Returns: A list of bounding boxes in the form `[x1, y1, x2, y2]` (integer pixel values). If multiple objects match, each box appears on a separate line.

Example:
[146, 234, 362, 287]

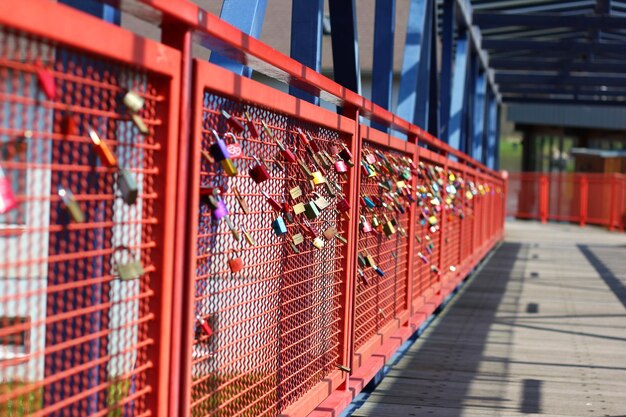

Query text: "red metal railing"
[0, 1, 506, 417]
[507, 172, 626, 230]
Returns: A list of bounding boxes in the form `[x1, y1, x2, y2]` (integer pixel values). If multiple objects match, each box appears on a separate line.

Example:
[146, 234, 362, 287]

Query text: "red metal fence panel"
[507, 172, 626, 230]
[0, 2, 181, 416]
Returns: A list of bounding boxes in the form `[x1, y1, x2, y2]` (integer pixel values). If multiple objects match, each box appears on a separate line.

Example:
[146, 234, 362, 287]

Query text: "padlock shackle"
[261, 120, 274, 138]
[211, 129, 221, 143]
[224, 132, 238, 144]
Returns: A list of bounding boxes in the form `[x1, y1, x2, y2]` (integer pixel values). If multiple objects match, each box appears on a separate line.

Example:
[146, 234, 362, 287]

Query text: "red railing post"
[539, 174, 549, 224]
[579, 175, 588, 227]
[405, 133, 420, 314]
[608, 174, 618, 231]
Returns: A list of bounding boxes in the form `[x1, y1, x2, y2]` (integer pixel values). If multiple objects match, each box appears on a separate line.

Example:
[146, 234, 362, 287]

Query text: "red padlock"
[337, 196, 351, 214]
[35, 60, 56, 101]
[275, 139, 297, 164]
[0, 166, 18, 214]
[261, 191, 283, 212]
[221, 110, 245, 133]
[248, 155, 270, 184]
[196, 315, 213, 337]
[228, 252, 244, 273]
[245, 112, 260, 139]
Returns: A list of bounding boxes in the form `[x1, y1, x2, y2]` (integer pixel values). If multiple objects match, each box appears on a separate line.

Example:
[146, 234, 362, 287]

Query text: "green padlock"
[112, 246, 145, 280]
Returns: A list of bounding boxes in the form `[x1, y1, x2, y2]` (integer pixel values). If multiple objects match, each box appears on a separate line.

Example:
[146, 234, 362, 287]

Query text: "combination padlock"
[0, 166, 18, 214]
[228, 250, 244, 273]
[360, 215, 372, 233]
[112, 246, 145, 280]
[118, 168, 139, 205]
[221, 110, 245, 133]
[304, 201, 321, 220]
[272, 216, 288, 236]
[58, 186, 85, 223]
[245, 112, 260, 139]
[248, 155, 271, 184]
[209, 129, 230, 162]
[88, 128, 117, 168]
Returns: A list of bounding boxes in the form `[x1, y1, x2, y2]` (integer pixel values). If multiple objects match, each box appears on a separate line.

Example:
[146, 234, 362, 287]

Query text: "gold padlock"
[383, 214, 396, 236]
[220, 158, 238, 177]
[311, 170, 326, 186]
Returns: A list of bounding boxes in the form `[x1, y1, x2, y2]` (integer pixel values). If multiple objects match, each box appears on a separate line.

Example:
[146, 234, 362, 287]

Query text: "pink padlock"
[0, 166, 18, 214]
[335, 159, 348, 175]
[360, 215, 372, 233]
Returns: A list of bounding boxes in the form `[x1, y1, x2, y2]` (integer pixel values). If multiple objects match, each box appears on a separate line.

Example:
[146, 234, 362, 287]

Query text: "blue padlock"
[272, 216, 288, 236]
[362, 195, 376, 209]
[374, 266, 385, 277]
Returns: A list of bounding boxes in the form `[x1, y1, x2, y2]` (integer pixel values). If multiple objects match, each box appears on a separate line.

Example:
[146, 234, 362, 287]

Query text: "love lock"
[112, 246, 145, 280]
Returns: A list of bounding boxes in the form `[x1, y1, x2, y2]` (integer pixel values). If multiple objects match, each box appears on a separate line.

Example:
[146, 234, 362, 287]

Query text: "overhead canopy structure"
[472, 0, 626, 106]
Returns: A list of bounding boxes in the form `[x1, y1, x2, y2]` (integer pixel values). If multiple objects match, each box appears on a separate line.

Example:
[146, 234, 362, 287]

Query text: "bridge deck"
[350, 220, 626, 417]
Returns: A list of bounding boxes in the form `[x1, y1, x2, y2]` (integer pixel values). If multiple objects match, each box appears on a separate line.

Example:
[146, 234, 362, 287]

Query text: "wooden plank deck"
[351, 220, 626, 417]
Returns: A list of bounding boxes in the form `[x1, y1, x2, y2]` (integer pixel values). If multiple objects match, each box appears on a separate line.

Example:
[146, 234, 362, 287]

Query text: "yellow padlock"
[311, 170, 326, 186]
[220, 158, 238, 177]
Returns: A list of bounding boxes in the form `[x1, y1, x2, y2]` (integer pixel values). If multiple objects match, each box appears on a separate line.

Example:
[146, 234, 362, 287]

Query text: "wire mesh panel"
[0, 14, 179, 417]
[189, 63, 352, 417]
[506, 173, 542, 219]
[353, 140, 412, 351]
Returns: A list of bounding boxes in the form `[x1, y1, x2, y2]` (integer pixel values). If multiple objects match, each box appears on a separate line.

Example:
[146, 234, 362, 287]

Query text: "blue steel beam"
[499, 86, 626, 97]
[503, 97, 626, 106]
[426, 0, 439, 139]
[439, 0, 454, 138]
[447, 35, 469, 152]
[489, 59, 626, 73]
[472, 73, 487, 163]
[486, 93, 498, 169]
[473, 13, 626, 29]
[209, 0, 268, 77]
[397, 0, 432, 129]
[371, 0, 396, 111]
[289, 0, 324, 104]
[59, 0, 120, 23]
[328, 0, 361, 94]
[483, 39, 626, 54]
[495, 73, 626, 87]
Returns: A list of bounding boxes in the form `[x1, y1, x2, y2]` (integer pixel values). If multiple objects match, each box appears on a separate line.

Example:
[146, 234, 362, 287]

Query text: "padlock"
[320, 151, 334, 170]
[118, 168, 139, 205]
[365, 252, 377, 268]
[313, 192, 330, 210]
[357, 252, 367, 268]
[245, 112, 260, 139]
[123, 90, 145, 113]
[311, 170, 326, 186]
[297, 160, 312, 177]
[300, 219, 317, 238]
[358, 268, 370, 285]
[61, 113, 76, 137]
[209, 130, 230, 162]
[224, 216, 241, 241]
[431, 265, 440, 274]
[220, 158, 238, 177]
[335, 159, 348, 175]
[223, 133, 244, 159]
[242, 227, 256, 246]
[362, 195, 376, 209]
[337, 197, 351, 214]
[228, 251, 244, 273]
[417, 252, 429, 264]
[35, 60, 56, 101]
[335, 233, 347, 244]
[323, 224, 337, 240]
[1, 131, 29, 160]
[0, 166, 18, 214]
[261, 191, 283, 212]
[289, 185, 302, 200]
[360, 215, 372, 233]
[304, 131, 321, 153]
[248, 155, 270, 184]
[112, 246, 145, 280]
[374, 267, 385, 277]
[131, 114, 150, 135]
[338, 143, 354, 166]
[88, 128, 117, 168]
[221, 110, 245, 133]
[196, 315, 213, 337]
[58, 186, 84, 223]
[363, 149, 377, 165]
[293, 202, 306, 215]
[371, 215, 380, 228]
[292, 232, 304, 246]
[275, 138, 297, 164]
[324, 180, 337, 198]
[232, 186, 250, 214]
[304, 201, 320, 219]
[272, 217, 288, 236]
[312, 236, 325, 250]
[383, 214, 396, 236]
[209, 189, 229, 220]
